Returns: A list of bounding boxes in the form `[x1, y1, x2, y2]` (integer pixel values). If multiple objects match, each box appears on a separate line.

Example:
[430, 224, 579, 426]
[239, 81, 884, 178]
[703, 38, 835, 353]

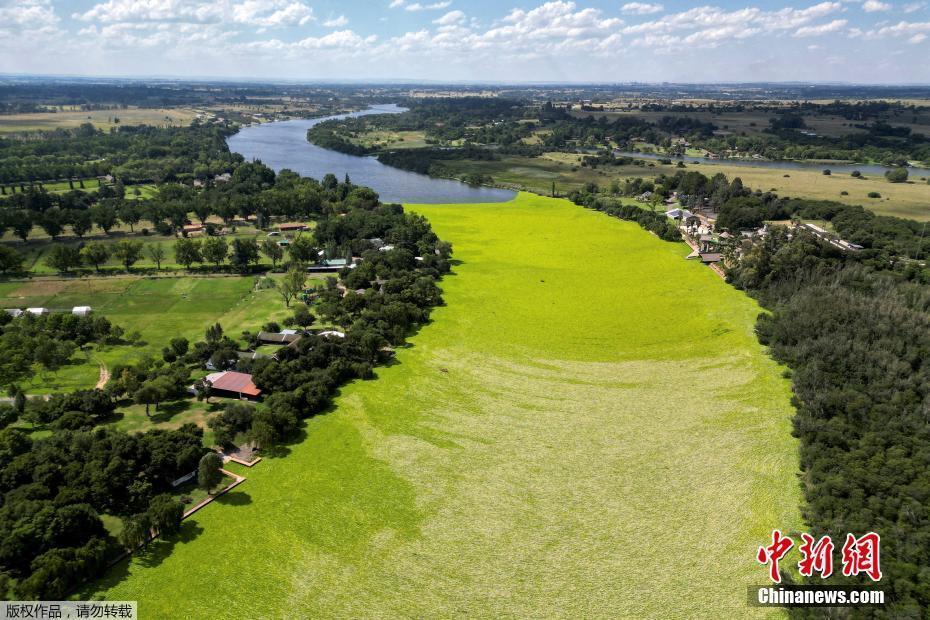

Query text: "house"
[26, 308, 49, 316]
[237, 351, 269, 362]
[277, 222, 307, 232]
[72, 306, 92, 316]
[308, 259, 349, 273]
[665, 208, 694, 221]
[378, 245, 395, 252]
[317, 330, 346, 339]
[182, 224, 204, 236]
[280, 329, 299, 336]
[257, 331, 302, 345]
[366, 237, 386, 249]
[699, 234, 720, 253]
[214, 172, 232, 183]
[699, 252, 723, 264]
[201, 371, 261, 400]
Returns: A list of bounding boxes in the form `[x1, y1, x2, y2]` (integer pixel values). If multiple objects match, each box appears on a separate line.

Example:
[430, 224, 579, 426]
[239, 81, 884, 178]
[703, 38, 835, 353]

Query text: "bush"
[885, 168, 908, 183]
[868, 191, 882, 198]
[851, 170, 861, 178]
[822, 169, 831, 175]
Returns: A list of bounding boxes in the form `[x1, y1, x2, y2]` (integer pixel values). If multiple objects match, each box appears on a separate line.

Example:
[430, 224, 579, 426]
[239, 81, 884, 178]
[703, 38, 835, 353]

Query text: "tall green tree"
[197, 452, 224, 494]
[80, 243, 109, 272]
[145, 244, 166, 270]
[201, 237, 228, 268]
[174, 238, 202, 270]
[260, 238, 284, 269]
[111, 240, 143, 271]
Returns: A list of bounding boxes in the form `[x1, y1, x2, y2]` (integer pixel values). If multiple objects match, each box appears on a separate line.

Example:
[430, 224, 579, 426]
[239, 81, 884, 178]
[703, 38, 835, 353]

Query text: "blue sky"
[1, 0, 928, 82]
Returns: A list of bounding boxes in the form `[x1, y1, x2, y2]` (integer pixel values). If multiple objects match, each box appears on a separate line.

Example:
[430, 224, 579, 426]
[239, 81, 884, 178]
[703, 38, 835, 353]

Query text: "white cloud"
[903, 1, 926, 11]
[862, 0, 892, 12]
[405, 1, 451, 11]
[909, 32, 927, 41]
[74, 0, 315, 28]
[388, 0, 405, 7]
[794, 18, 847, 36]
[324, 14, 348, 27]
[620, 2, 844, 49]
[620, 2, 663, 15]
[433, 10, 464, 25]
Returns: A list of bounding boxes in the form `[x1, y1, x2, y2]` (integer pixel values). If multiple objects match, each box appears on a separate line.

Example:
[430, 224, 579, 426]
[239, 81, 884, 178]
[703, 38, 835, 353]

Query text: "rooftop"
[205, 371, 261, 397]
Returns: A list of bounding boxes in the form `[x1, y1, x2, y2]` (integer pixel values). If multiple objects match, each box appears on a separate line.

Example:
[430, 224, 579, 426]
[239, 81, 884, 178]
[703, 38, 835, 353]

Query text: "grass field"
[0, 107, 199, 133]
[0, 275, 294, 396]
[84, 193, 802, 617]
[441, 152, 930, 220]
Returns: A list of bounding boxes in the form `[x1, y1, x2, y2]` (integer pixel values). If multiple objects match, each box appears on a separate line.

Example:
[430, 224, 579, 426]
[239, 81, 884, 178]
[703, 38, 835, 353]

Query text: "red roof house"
[204, 371, 262, 399]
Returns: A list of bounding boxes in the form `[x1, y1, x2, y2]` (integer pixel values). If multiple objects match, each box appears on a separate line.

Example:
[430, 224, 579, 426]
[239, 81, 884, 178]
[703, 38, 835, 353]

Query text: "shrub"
[868, 191, 882, 198]
[885, 168, 908, 183]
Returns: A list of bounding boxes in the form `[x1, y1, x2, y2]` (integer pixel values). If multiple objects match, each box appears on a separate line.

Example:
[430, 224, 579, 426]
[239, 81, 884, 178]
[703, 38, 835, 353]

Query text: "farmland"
[85, 193, 802, 617]
[437, 152, 930, 220]
[0, 107, 199, 133]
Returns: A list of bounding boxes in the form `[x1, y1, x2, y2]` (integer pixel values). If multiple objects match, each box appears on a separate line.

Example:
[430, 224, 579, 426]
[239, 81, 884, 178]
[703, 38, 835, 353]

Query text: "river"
[227, 104, 516, 204]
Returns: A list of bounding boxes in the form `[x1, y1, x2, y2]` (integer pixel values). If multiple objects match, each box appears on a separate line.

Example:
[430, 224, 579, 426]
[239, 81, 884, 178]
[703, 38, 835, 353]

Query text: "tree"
[261, 238, 284, 269]
[145, 244, 166, 270]
[45, 244, 83, 273]
[197, 452, 224, 494]
[229, 238, 259, 272]
[40, 208, 64, 240]
[146, 494, 184, 536]
[91, 203, 118, 234]
[174, 238, 202, 270]
[169, 337, 189, 357]
[201, 237, 228, 268]
[80, 243, 109, 273]
[12, 211, 32, 242]
[293, 304, 315, 328]
[279, 268, 307, 307]
[117, 202, 141, 232]
[287, 236, 317, 264]
[118, 513, 151, 551]
[885, 168, 909, 183]
[0, 245, 23, 273]
[134, 376, 174, 416]
[70, 210, 93, 238]
[111, 240, 143, 271]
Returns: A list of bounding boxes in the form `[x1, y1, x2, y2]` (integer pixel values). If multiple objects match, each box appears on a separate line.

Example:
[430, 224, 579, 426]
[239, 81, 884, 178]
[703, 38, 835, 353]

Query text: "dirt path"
[95, 362, 110, 389]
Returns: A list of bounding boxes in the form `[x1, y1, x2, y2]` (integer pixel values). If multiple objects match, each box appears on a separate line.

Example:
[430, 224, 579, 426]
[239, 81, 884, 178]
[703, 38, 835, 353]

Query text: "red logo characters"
[757, 531, 881, 583]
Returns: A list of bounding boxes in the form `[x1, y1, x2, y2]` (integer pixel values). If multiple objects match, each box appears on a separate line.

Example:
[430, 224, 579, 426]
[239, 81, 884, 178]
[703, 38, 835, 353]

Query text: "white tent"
[72, 306, 92, 316]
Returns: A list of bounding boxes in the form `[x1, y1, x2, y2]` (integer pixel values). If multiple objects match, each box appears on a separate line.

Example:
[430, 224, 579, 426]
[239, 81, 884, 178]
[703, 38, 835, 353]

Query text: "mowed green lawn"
[84, 193, 802, 617]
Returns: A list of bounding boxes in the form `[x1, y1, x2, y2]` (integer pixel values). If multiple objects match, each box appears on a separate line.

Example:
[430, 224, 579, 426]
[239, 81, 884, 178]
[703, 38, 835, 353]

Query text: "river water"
[227, 104, 516, 204]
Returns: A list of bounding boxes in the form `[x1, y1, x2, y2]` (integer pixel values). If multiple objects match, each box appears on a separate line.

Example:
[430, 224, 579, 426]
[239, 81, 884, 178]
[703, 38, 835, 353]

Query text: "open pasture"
[0, 275, 293, 395]
[0, 107, 199, 133]
[85, 193, 801, 617]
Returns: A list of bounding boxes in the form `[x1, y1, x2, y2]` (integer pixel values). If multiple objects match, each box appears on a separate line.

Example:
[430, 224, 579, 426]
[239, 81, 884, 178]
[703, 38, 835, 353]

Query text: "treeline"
[376, 146, 497, 177]
[0, 163, 376, 244]
[727, 228, 930, 616]
[567, 183, 681, 242]
[0, 121, 238, 184]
